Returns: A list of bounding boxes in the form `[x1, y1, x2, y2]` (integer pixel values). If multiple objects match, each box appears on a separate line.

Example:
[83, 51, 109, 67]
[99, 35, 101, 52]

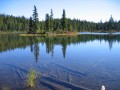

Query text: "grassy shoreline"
[1, 31, 119, 36]
[20, 31, 79, 37]
[0, 31, 26, 34]
[46, 32, 78, 36]
[20, 34, 46, 36]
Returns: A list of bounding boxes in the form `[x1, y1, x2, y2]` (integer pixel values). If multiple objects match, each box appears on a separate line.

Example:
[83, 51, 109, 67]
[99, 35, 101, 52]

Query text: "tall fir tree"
[108, 15, 114, 31]
[28, 17, 33, 33]
[45, 14, 50, 32]
[61, 9, 67, 31]
[50, 9, 54, 32]
[32, 5, 39, 34]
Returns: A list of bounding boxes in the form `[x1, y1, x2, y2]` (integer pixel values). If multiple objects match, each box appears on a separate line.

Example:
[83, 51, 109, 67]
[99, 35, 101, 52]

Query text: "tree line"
[0, 14, 29, 32]
[0, 5, 120, 33]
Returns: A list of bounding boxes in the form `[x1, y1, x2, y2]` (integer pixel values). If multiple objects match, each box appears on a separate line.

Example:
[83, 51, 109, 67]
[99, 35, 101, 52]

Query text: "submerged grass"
[27, 68, 37, 88]
[2, 86, 10, 90]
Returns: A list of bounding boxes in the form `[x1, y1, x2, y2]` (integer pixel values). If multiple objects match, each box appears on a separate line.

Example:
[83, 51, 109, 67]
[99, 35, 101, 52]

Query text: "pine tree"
[108, 15, 114, 31]
[45, 14, 50, 32]
[32, 5, 39, 34]
[50, 9, 54, 32]
[61, 9, 67, 31]
[69, 23, 73, 31]
[28, 17, 33, 33]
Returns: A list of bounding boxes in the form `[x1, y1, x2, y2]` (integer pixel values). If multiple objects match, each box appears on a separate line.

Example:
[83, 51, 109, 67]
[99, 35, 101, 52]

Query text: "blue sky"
[0, 0, 120, 22]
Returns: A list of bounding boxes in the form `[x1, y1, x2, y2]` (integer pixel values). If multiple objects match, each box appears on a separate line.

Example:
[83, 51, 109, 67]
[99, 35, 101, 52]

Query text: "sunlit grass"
[46, 31, 78, 36]
[27, 68, 37, 88]
[20, 34, 45, 37]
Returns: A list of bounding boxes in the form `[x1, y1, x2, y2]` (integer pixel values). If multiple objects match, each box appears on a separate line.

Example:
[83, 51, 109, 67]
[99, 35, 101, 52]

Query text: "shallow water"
[0, 34, 120, 90]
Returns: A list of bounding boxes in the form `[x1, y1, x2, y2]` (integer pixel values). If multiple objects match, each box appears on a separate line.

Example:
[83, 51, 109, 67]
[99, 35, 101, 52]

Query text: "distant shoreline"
[19, 31, 79, 36]
[0, 31, 120, 36]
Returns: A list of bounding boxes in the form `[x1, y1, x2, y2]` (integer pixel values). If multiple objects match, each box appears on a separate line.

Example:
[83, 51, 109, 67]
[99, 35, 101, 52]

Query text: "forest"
[0, 5, 120, 33]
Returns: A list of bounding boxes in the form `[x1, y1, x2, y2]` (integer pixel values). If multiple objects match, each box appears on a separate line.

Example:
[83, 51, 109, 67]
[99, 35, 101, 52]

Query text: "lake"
[0, 33, 120, 90]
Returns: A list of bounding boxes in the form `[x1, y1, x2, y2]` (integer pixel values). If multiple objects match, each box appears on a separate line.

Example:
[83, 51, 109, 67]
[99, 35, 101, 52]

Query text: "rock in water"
[101, 85, 105, 90]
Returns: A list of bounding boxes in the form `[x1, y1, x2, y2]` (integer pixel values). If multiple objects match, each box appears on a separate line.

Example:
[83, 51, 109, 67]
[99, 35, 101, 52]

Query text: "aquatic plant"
[2, 86, 10, 90]
[27, 68, 37, 88]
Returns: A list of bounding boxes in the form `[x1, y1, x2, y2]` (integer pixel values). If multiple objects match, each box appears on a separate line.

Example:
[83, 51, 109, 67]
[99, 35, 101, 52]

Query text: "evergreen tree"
[0, 16, 3, 31]
[61, 9, 67, 31]
[28, 17, 33, 33]
[50, 9, 54, 32]
[32, 5, 39, 34]
[45, 14, 50, 32]
[109, 15, 114, 23]
[108, 15, 114, 31]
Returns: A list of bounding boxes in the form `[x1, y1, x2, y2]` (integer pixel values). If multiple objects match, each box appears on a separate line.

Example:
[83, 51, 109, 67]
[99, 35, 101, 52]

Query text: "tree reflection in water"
[0, 34, 120, 62]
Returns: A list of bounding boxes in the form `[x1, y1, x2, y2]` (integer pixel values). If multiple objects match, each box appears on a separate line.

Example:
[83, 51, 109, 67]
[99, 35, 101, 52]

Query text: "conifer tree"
[45, 14, 50, 32]
[32, 5, 39, 34]
[50, 9, 54, 32]
[28, 17, 33, 33]
[61, 9, 67, 31]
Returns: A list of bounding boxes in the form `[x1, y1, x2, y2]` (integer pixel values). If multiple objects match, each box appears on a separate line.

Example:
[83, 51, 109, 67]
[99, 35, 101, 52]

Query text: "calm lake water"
[0, 33, 120, 90]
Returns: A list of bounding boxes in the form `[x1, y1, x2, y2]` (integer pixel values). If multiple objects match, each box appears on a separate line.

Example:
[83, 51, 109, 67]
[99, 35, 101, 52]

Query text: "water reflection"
[0, 34, 120, 61]
[0, 34, 120, 90]
[29, 37, 39, 63]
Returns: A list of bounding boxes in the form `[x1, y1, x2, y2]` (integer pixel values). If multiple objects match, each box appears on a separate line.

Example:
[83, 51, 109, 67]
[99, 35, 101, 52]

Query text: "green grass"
[0, 31, 26, 34]
[20, 34, 46, 37]
[27, 69, 37, 88]
[46, 31, 79, 36]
